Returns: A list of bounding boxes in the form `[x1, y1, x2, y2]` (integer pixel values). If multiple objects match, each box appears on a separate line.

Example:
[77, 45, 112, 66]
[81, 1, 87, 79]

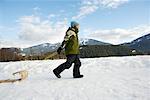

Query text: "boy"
[53, 21, 83, 78]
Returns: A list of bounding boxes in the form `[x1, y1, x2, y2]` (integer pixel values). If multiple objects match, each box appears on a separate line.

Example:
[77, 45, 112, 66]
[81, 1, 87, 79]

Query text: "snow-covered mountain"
[0, 56, 149, 100]
[130, 33, 150, 45]
[124, 33, 150, 53]
[80, 38, 111, 45]
[22, 43, 61, 56]
[22, 38, 111, 56]
[22, 33, 150, 56]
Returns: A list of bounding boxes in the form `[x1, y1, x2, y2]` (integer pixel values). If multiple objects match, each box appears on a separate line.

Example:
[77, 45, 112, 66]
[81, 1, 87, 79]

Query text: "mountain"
[22, 43, 60, 56]
[123, 33, 150, 54]
[80, 38, 111, 45]
[79, 45, 140, 58]
[22, 33, 150, 57]
[22, 38, 111, 56]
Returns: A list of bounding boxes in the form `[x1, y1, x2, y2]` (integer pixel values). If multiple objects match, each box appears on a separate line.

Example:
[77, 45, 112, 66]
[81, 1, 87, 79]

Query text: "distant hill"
[1, 35, 148, 61]
[22, 43, 60, 56]
[79, 45, 141, 58]
[80, 38, 111, 45]
[22, 35, 148, 59]
[123, 33, 150, 54]
[22, 38, 111, 56]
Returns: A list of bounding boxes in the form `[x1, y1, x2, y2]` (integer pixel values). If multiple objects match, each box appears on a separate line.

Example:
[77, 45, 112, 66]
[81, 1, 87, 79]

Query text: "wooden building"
[0, 48, 22, 62]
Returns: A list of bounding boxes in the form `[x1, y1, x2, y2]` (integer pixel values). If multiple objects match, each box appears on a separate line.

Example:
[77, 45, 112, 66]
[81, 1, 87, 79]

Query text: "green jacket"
[62, 27, 80, 55]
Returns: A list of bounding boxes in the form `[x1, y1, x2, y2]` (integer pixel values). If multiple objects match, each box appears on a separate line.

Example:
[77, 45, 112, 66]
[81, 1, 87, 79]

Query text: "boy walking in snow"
[53, 21, 83, 78]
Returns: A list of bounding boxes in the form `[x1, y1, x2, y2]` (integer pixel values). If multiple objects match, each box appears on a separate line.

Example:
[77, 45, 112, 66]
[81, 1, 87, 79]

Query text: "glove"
[57, 47, 63, 54]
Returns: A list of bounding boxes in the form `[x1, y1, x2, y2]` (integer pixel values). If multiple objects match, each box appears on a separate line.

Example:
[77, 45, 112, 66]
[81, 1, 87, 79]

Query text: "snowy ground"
[0, 56, 150, 100]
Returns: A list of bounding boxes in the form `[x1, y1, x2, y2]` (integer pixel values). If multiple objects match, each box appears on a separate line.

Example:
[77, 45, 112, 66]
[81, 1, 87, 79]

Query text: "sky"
[0, 0, 150, 48]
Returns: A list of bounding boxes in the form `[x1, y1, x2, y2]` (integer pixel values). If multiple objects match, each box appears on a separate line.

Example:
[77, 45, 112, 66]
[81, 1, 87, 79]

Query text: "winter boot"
[53, 69, 61, 78]
[73, 75, 84, 78]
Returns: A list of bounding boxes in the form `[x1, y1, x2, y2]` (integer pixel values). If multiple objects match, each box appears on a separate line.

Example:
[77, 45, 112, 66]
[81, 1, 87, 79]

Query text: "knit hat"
[71, 21, 79, 27]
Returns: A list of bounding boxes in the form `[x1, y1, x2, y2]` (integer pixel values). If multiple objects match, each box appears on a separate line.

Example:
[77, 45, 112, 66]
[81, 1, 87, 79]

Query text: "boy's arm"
[57, 30, 75, 54]
[61, 30, 75, 48]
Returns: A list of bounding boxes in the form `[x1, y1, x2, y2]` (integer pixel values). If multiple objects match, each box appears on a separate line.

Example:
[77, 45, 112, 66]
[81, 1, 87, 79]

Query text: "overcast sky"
[0, 0, 150, 48]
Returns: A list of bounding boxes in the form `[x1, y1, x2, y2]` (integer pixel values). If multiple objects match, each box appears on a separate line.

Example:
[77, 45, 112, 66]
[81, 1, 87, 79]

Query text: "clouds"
[72, 4, 98, 19]
[0, 14, 68, 48]
[0, 0, 149, 48]
[17, 6, 68, 43]
[17, 15, 68, 43]
[73, 0, 129, 19]
[86, 25, 150, 44]
[0, 5, 69, 48]
[0, 40, 29, 48]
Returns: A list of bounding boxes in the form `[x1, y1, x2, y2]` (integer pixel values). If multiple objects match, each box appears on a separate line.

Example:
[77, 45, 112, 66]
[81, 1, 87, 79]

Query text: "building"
[0, 48, 22, 62]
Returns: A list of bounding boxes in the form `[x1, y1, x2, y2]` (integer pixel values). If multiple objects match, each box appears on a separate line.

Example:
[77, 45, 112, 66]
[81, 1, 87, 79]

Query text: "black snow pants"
[54, 54, 81, 77]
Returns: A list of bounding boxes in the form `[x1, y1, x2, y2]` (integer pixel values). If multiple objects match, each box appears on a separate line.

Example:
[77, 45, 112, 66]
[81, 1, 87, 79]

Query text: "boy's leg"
[53, 55, 76, 78]
[73, 55, 83, 78]
[53, 62, 68, 78]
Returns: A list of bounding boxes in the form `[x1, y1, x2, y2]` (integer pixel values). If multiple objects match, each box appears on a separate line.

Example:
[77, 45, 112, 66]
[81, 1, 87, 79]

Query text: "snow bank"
[0, 56, 150, 100]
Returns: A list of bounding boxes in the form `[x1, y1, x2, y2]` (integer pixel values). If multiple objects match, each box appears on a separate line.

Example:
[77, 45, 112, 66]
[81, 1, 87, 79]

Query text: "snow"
[136, 39, 142, 42]
[0, 56, 150, 100]
[79, 38, 89, 45]
[132, 50, 136, 53]
[147, 36, 150, 40]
